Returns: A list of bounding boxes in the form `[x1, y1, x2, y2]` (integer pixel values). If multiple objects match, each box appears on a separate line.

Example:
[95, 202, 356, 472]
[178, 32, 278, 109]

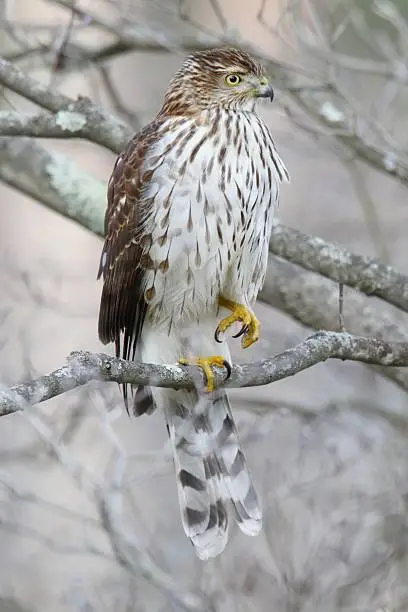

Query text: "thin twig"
[338, 283, 345, 332]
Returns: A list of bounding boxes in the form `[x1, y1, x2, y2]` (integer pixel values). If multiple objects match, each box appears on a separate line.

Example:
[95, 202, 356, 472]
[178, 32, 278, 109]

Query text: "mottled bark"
[2, 331, 408, 417]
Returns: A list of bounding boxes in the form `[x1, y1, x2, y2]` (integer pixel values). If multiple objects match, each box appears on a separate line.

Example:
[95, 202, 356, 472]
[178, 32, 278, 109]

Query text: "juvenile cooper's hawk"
[98, 48, 289, 559]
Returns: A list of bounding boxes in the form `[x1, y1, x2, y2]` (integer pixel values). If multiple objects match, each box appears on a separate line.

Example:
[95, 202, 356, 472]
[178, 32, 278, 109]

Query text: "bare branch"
[260, 255, 408, 392]
[0, 109, 121, 142]
[0, 137, 105, 235]
[270, 223, 408, 314]
[0, 56, 71, 110]
[0, 58, 132, 152]
[2, 331, 408, 417]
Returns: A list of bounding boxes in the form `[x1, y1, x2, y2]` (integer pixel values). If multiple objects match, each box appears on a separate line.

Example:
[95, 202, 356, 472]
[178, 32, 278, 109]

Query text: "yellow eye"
[225, 74, 242, 86]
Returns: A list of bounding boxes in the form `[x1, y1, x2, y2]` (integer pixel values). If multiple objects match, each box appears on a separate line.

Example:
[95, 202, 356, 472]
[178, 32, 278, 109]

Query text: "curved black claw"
[214, 327, 223, 343]
[233, 324, 249, 339]
[223, 359, 232, 381]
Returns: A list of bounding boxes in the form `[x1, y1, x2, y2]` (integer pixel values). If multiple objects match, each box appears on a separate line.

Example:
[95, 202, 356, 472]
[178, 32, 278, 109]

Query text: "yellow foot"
[215, 296, 260, 349]
[178, 355, 231, 392]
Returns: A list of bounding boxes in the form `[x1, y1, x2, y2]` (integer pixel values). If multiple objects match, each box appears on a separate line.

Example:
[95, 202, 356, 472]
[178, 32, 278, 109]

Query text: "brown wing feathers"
[97, 126, 158, 409]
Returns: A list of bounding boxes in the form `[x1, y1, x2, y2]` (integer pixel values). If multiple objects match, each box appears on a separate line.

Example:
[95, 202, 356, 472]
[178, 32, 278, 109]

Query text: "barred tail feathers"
[164, 389, 262, 559]
[164, 393, 229, 560]
[210, 393, 262, 536]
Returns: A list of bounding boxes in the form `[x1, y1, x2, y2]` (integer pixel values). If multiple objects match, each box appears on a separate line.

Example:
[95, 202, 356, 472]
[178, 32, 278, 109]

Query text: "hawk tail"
[164, 390, 262, 560]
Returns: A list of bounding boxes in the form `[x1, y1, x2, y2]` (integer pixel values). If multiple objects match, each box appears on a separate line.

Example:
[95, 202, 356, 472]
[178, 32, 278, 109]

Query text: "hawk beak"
[257, 78, 274, 102]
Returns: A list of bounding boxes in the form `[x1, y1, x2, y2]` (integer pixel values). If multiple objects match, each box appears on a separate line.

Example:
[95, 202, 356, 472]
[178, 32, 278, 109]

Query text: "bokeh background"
[1, 1, 408, 610]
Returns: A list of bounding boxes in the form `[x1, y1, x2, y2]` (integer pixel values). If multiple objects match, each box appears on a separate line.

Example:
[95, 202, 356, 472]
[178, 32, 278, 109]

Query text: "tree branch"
[1, 331, 408, 417]
[283, 84, 408, 188]
[0, 137, 105, 235]
[0, 109, 121, 144]
[260, 256, 408, 392]
[0, 58, 132, 152]
[270, 223, 408, 314]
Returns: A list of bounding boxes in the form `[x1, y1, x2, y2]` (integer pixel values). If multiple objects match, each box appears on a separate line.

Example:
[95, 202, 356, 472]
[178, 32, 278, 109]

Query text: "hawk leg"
[215, 296, 260, 349]
[178, 355, 231, 392]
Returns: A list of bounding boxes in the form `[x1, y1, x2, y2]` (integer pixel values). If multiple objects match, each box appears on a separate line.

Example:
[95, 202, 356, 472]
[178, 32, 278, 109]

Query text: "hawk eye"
[225, 74, 242, 86]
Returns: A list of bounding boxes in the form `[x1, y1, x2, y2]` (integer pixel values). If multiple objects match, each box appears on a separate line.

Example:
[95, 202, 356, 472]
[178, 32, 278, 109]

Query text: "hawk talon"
[233, 324, 249, 339]
[223, 359, 232, 381]
[178, 355, 231, 392]
[216, 296, 260, 349]
[214, 328, 223, 344]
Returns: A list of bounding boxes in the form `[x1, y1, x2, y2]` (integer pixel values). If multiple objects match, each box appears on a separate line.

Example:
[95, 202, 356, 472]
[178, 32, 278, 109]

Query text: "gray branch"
[0, 138, 105, 236]
[0, 109, 124, 145]
[283, 85, 408, 188]
[270, 223, 408, 314]
[0, 57, 131, 152]
[260, 256, 408, 392]
[1, 331, 408, 417]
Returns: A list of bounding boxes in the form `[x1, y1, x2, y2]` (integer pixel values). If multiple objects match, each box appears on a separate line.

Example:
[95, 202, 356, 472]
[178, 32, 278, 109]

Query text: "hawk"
[98, 47, 289, 559]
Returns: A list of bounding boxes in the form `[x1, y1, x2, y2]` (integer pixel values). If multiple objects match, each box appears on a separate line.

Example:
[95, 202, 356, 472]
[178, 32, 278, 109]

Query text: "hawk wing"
[97, 122, 160, 408]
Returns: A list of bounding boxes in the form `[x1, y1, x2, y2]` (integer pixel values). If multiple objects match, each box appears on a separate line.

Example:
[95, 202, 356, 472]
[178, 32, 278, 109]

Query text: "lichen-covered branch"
[2, 331, 408, 417]
[0, 137, 105, 235]
[0, 109, 122, 145]
[270, 223, 408, 314]
[260, 256, 408, 392]
[0, 58, 131, 152]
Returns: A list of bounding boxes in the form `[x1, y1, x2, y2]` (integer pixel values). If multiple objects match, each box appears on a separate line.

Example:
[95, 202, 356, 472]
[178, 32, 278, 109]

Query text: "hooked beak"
[257, 78, 274, 102]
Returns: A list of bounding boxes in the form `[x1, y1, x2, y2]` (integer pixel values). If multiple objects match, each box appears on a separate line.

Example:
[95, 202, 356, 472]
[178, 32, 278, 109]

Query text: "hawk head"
[161, 47, 274, 115]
